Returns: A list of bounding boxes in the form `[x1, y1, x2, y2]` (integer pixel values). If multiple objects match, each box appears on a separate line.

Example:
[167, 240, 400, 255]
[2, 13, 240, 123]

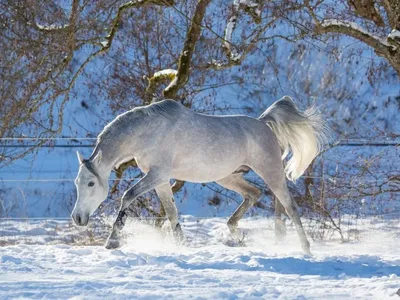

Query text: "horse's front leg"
[105, 170, 166, 249]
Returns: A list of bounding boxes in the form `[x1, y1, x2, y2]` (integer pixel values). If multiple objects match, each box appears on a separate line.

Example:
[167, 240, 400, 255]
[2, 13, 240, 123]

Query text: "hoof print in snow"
[105, 239, 121, 250]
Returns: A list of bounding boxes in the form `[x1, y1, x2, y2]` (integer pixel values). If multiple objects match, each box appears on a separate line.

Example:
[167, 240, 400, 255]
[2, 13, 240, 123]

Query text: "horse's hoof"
[302, 243, 312, 256]
[173, 232, 185, 242]
[303, 249, 313, 257]
[174, 234, 187, 245]
[173, 223, 185, 244]
[230, 228, 245, 241]
[105, 238, 121, 250]
[274, 226, 287, 242]
[224, 228, 245, 247]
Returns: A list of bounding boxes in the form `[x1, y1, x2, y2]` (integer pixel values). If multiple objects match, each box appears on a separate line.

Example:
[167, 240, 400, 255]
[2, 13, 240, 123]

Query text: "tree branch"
[203, 21, 275, 70]
[33, 0, 80, 34]
[318, 19, 396, 52]
[163, 0, 212, 98]
[203, 0, 265, 70]
[144, 69, 177, 103]
[223, 0, 241, 63]
[381, 0, 400, 30]
[58, 0, 176, 129]
[101, 0, 175, 50]
[135, 0, 212, 196]
[222, 0, 262, 63]
[347, 0, 384, 27]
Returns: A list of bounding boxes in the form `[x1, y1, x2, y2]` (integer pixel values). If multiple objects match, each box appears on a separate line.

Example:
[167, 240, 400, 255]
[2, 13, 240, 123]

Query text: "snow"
[224, 15, 237, 51]
[164, 76, 178, 93]
[388, 29, 400, 40]
[36, 23, 70, 31]
[229, 50, 242, 62]
[2, 6, 400, 297]
[239, 0, 258, 8]
[1, 216, 400, 299]
[100, 41, 109, 48]
[153, 69, 178, 78]
[208, 59, 224, 69]
[223, 0, 241, 62]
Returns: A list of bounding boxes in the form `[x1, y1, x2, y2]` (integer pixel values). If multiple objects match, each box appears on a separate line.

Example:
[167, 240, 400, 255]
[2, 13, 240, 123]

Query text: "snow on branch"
[35, 23, 70, 32]
[206, 0, 262, 69]
[144, 0, 213, 101]
[316, 19, 400, 75]
[34, 0, 79, 34]
[223, 0, 241, 63]
[144, 69, 178, 103]
[388, 29, 400, 44]
[320, 19, 396, 51]
[154, 69, 178, 78]
[63, 0, 175, 111]
[100, 0, 175, 50]
[239, 0, 261, 24]
[69, 0, 174, 86]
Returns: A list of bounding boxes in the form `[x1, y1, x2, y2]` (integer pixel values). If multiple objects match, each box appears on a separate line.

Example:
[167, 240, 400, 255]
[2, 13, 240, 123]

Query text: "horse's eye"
[88, 181, 95, 187]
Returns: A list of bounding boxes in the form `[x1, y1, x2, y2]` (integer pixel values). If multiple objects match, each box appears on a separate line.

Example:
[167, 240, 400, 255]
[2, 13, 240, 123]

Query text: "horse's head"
[71, 150, 109, 226]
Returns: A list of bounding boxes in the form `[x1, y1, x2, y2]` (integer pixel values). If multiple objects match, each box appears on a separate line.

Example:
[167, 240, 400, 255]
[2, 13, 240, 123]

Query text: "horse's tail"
[258, 96, 330, 181]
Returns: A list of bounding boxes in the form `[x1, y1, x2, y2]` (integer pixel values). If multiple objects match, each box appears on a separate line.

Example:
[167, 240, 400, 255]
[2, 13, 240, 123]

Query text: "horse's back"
[186, 112, 278, 151]
[133, 101, 281, 182]
[165, 110, 277, 182]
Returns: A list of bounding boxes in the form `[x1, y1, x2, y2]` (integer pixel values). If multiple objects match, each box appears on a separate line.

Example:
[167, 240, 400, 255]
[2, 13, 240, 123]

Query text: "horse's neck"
[93, 112, 146, 174]
[92, 139, 135, 176]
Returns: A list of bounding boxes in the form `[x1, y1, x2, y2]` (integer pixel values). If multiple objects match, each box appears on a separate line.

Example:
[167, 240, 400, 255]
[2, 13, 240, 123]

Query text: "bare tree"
[1, 0, 399, 223]
[2, 0, 399, 161]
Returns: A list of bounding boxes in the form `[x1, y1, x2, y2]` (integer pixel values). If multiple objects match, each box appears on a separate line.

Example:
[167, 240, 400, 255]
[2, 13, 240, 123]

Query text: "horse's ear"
[76, 151, 84, 164]
[92, 150, 102, 166]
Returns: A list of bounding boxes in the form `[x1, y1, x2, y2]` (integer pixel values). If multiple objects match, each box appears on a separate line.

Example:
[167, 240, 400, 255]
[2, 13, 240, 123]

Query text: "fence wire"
[0, 138, 399, 246]
[1, 137, 399, 148]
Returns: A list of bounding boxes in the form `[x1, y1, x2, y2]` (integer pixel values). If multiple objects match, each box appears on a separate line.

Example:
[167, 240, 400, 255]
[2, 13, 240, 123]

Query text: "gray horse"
[72, 96, 328, 254]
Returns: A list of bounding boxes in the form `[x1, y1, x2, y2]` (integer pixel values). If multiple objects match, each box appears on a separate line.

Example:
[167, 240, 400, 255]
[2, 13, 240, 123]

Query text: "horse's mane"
[89, 100, 184, 165]
[136, 99, 183, 118]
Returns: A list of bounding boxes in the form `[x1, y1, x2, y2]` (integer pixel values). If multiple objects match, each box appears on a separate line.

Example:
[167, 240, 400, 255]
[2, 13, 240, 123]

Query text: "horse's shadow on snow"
[154, 254, 400, 279]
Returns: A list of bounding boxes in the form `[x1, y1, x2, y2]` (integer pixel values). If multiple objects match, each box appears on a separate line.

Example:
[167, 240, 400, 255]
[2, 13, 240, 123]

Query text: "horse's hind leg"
[274, 196, 287, 239]
[216, 173, 262, 237]
[252, 163, 311, 254]
[155, 184, 184, 242]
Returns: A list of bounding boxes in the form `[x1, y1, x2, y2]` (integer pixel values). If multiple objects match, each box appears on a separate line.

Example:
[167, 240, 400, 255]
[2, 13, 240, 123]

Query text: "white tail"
[258, 96, 330, 181]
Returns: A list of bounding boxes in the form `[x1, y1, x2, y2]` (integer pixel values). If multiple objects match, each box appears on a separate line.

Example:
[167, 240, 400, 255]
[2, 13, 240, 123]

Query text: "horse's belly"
[173, 169, 235, 183]
[172, 157, 241, 183]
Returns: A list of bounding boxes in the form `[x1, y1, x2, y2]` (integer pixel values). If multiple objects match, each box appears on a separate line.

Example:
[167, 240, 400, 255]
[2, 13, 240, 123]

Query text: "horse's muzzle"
[72, 213, 89, 226]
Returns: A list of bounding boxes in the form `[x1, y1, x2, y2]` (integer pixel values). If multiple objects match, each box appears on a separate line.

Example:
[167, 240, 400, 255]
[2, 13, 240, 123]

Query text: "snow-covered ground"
[1, 216, 399, 299]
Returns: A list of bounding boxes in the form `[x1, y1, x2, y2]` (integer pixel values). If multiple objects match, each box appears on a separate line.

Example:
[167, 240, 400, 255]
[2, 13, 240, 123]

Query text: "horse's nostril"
[76, 214, 81, 225]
